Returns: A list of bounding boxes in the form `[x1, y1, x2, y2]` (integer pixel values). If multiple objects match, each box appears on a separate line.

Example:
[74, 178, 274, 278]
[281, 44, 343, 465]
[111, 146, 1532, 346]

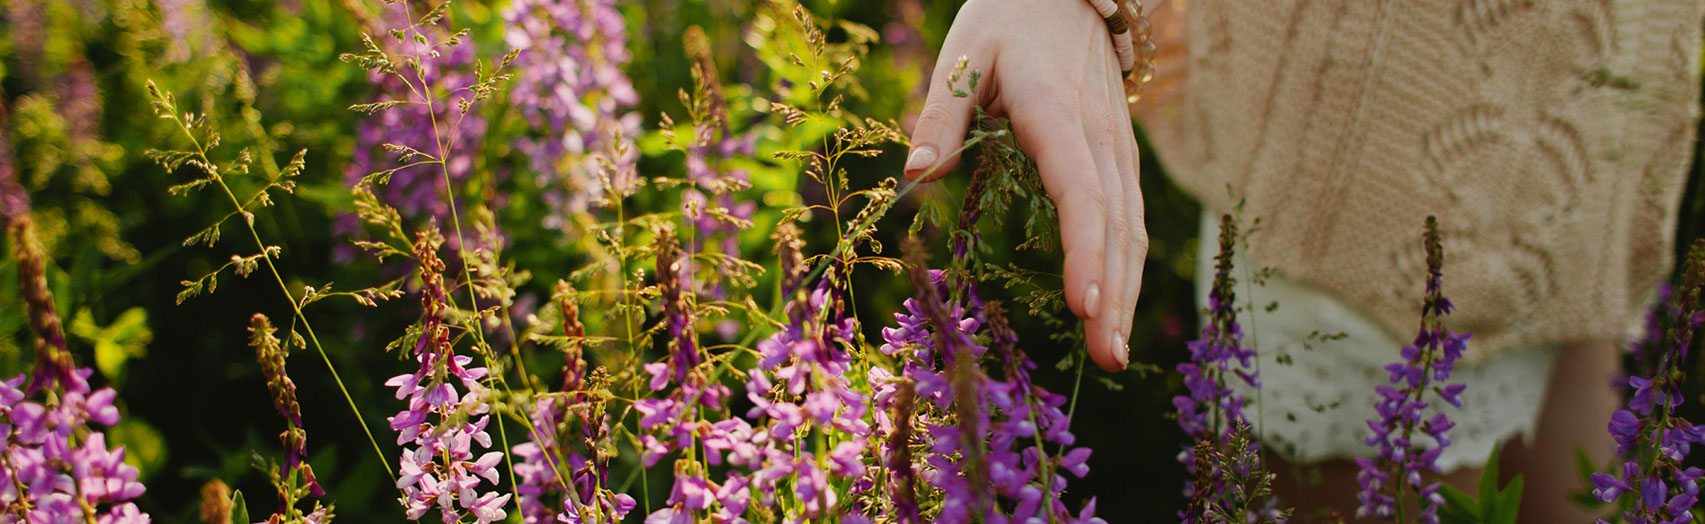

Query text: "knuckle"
[1089, 103, 1124, 137]
[913, 102, 958, 133]
[1055, 180, 1106, 210]
[1130, 226, 1152, 258]
[1064, 225, 1108, 261]
[1106, 218, 1134, 250]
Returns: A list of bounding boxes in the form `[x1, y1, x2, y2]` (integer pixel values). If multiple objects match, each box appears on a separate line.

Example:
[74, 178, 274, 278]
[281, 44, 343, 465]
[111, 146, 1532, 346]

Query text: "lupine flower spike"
[884, 379, 924, 523]
[634, 225, 738, 522]
[1174, 214, 1258, 450]
[512, 282, 635, 524]
[502, 0, 640, 220]
[0, 107, 149, 520]
[385, 226, 509, 523]
[872, 239, 1103, 523]
[1591, 239, 1705, 523]
[1356, 216, 1469, 523]
[251, 313, 333, 523]
[340, 1, 488, 236]
[0, 193, 150, 522]
[1174, 214, 1286, 522]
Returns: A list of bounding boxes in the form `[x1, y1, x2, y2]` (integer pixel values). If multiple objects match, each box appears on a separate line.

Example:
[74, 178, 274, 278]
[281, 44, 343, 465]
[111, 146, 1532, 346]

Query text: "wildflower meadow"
[2, 0, 1705, 522]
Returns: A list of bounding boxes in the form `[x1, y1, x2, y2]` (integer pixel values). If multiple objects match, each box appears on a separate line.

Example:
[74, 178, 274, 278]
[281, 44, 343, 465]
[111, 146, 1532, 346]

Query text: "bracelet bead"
[1087, 0, 1120, 19]
[1090, 0, 1155, 97]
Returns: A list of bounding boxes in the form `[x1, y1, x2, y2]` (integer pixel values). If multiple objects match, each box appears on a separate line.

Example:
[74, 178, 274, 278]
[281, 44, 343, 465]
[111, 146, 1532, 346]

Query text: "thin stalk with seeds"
[145, 80, 395, 481]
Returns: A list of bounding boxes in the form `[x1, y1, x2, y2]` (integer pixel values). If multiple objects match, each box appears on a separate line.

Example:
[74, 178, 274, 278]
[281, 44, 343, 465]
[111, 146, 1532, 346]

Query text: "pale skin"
[907, 0, 1617, 521]
[904, 0, 1148, 374]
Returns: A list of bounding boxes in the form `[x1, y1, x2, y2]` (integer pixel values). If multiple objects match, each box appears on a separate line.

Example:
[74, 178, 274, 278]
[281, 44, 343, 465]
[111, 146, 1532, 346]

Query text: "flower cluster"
[0, 211, 149, 522]
[1356, 216, 1469, 523]
[155, 0, 216, 62]
[628, 226, 745, 521]
[698, 224, 870, 520]
[134, 2, 1123, 521]
[1591, 239, 1705, 523]
[251, 313, 332, 524]
[648, 226, 706, 389]
[1173, 214, 1283, 522]
[511, 283, 635, 524]
[869, 240, 1102, 523]
[1184, 424, 1282, 523]
[1173, 214, 1257, 449]
[385, 228, 509, 523]
[502, 0, 640, 222]
[0, 372, 147, 523]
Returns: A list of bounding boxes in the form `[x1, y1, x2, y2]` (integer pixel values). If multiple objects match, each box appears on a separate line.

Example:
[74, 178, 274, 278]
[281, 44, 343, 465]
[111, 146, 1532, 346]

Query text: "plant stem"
[169, 111, 396, 481]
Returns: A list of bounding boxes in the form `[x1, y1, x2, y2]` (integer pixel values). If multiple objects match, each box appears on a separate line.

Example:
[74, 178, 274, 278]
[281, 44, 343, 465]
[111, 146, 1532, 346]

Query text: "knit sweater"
[1137, 0, 1704, 362]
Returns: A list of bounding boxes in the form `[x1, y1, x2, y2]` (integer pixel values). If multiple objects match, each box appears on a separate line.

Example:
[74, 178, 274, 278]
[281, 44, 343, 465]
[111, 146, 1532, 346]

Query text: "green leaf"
[69, 308, 152, 384]
[109, 419, 167, 482]
[1438, 484, 1483, 524]
[1487, 475, 1524, 524]
[1570, 449, 1612, 508]
[229, 490, 249, 524]
[1479, 444, 1503, 507]
[1439, 444, 1526, 524]
[1476, 445, 1524, 524]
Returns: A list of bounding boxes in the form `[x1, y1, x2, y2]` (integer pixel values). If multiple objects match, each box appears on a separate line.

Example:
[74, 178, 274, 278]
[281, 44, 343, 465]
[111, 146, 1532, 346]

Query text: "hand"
[905, 0, 1148, 372]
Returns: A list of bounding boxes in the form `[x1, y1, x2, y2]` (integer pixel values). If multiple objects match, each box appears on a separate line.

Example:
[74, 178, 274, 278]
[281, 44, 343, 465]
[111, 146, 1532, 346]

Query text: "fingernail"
[1114, 332, 1130, 368]
[1083, 283, 1102, 315]
[904, 146, 938, 174]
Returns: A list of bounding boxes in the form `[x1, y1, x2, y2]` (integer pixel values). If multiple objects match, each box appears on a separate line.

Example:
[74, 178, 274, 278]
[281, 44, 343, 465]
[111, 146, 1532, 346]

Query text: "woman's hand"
[905, 0, 1147, 372]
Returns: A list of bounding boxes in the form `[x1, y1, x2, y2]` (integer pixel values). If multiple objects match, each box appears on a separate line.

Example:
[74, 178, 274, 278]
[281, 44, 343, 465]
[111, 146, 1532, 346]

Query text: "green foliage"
[69, 307, 151, 384]
[229, 489, 250, 524]
[1439, 445, 1525, 524]
[1572, 449, 1607, 509]
[109, 418, 168, 483]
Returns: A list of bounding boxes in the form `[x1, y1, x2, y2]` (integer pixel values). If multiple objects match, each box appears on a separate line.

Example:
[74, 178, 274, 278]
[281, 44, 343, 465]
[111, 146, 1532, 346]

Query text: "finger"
[1110, 77, 1148, 371]
[1116, 174, 1149, 371]
[904, 22, 987, 182]
[1080, 64, 1139, 373]
[1009, 102, 1109, 351]
[1082, 114, 1130, 373]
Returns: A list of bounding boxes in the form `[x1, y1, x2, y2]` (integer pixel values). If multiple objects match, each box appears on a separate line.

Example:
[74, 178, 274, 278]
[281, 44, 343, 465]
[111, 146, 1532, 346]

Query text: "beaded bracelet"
[1086, 0, 1156, 99]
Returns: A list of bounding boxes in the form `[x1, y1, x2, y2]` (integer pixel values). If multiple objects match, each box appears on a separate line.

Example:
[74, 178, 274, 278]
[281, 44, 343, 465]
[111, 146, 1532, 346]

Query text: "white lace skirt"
[1194, 214, 1559, 472]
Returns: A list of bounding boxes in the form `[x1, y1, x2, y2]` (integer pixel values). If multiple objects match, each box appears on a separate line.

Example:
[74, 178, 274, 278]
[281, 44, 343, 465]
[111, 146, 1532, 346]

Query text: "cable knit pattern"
[1141, 0, 1704, 362]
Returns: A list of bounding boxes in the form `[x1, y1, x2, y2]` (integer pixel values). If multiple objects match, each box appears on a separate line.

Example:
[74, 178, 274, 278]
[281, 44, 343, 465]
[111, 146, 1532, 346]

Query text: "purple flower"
[639, 225, 876, 521]
[866, 240, 1102, 523]
[1356, 217, 1468, 524]
[510, 285, 634, 524]
[670, 28, 759, 339]
[502, 0, 640, 222]
[1173, 273, 1257, 440]
[1595, 239, 1705, 523]
[1, 208, 150, 522]
[1175, 215, 1284, 522]
[631, 228, 734, 519]
[0, 373, 150, 523]
[388, 230, 508, 523]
